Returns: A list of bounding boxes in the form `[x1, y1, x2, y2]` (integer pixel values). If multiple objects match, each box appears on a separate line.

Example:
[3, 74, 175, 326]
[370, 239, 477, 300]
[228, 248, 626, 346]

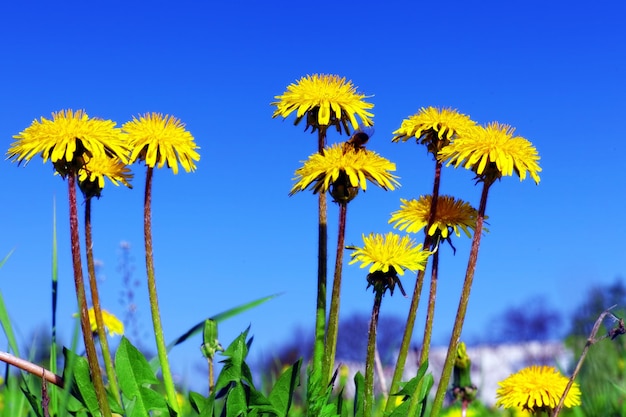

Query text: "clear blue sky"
[1, 0, 625, 392]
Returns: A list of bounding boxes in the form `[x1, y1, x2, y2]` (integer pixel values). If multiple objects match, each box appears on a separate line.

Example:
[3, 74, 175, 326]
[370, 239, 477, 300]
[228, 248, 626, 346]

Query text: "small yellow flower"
[348, 232, 430, 276]
[389, 196, 479, 239]
[272, 74, 374, 134]
[290, 144, 399, 202]
[78, 154, 133, 199]
[7, 109, 129, 174]
[123, 113, 200, 174]
[392, 107, 476, 154]
[496, 365, 581, 413]
[75, 308, 124, 337]
[438, 122, 541, 184]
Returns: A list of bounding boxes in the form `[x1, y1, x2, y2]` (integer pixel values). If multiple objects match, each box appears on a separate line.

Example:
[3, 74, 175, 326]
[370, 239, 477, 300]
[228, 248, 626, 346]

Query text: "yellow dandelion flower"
[78, 154, 133, 199]
[389, 196, 479, 239]
[348, 232, 431, 276]
[392, 107, 477, 154]
[75, 308, 125, 337]
[272, 74, 374, 134]
[290, 144, 399, 202]
[123, 113, 200, 174]
[439, 122, 541, 184]
[496, 365, 581, 413]
[7, 109, 129, 174]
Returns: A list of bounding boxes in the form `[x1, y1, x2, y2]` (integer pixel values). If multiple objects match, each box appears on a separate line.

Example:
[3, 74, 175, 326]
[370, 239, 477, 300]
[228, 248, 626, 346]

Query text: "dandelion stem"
[68, 174, 112, 417]
[313, 128, 328, 376]
[385, 160, 441, 413]
[430, 179, 490, 416]
[419, 248, 440, 365]
[84, 199, 121, 405]
[364, 291, 383, 417]
[143, 166, 179, 413]
[323, 201, 348, 385]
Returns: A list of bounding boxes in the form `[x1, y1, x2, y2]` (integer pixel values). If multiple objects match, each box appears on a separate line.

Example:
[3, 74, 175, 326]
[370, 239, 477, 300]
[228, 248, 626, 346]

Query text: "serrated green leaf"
[268, 358, 302, 417]
[115, 337, 168, 416]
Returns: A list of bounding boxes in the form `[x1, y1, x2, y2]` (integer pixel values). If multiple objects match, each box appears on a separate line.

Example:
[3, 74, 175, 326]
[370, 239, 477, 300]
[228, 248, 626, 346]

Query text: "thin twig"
[0, 351, 64, 387]
[552, 305, 618, 417]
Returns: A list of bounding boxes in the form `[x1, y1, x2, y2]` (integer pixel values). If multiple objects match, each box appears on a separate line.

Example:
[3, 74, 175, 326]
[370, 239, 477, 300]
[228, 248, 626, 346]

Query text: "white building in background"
[337, 341, 573, 406]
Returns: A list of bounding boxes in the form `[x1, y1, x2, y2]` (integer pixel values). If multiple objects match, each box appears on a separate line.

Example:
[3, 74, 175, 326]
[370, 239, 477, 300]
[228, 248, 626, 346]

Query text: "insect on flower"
[343, 125, 374, 153]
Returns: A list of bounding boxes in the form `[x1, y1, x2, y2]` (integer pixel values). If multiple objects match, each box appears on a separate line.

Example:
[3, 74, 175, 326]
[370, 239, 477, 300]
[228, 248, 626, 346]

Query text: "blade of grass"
[167, 293, 280, 349]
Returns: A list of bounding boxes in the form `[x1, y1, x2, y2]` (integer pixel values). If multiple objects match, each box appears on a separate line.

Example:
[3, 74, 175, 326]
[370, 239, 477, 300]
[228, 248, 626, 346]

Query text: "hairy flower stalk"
[274, 74, 374, 379]
[68, 174, 113, 417]
[385, 107, 476, 413]
[84, 199, 121, 403]
[124, 113, 199, 413]
[430, 122, 541, 416]
[79, 155, 132, 405]
[8, 110, 129, 417]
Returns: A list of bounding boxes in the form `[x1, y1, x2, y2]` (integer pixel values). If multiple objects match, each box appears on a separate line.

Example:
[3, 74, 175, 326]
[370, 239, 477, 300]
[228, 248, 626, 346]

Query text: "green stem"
[323, 202, 348, 385]
[84, 199, 121, 405]
[384, 161, 441, 414]
[430, 180, 490, 416]
[143, 166, 179, 414]
[313, 128, 328, 376]
[364, 291, 383, 417]
[68, 174, 112, 417]
[419, 249, 440, 366]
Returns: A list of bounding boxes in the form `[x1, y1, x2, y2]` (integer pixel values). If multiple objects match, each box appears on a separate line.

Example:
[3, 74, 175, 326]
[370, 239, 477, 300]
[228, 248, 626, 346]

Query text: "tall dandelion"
[386, 107, 476, 413]
[348, 232, 431, 417]
[274, 74, 374, 381]
[390, 195, 480, 367]
[123, 112, 199, 414]
[7, 109, 129, 417]
[430, 122, 541, 417]
[291, 143, 398, 384]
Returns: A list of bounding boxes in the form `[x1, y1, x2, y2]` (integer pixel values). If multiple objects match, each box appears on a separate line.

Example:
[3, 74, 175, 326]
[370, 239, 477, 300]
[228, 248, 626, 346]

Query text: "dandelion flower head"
[348, 232, 431, 276]
[74, 308, 125, 337]
[439, 122, 541, 184]
[389, 196, 479, 239]
[78, 154, 133, 199]
[272, 74, 374, 135]
[496, 365, 581, 413]
[123, 113, 200, 174]
[392, 107, 477, 154]
[7, 109, 129, 174]
[290, 144, 399, 198]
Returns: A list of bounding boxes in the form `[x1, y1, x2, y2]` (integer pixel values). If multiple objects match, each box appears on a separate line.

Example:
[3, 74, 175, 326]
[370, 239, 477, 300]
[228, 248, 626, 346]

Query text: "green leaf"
[189, 391, 209, 414]
[115, 337, 168, 416]
[20, 382, 44, 417]
[353, 372, 365, 417]
[225, 383, 247, 417]
[389, 362, 434, 417]
[63, 348, 100, 416]
[268, 358, 302, 417]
